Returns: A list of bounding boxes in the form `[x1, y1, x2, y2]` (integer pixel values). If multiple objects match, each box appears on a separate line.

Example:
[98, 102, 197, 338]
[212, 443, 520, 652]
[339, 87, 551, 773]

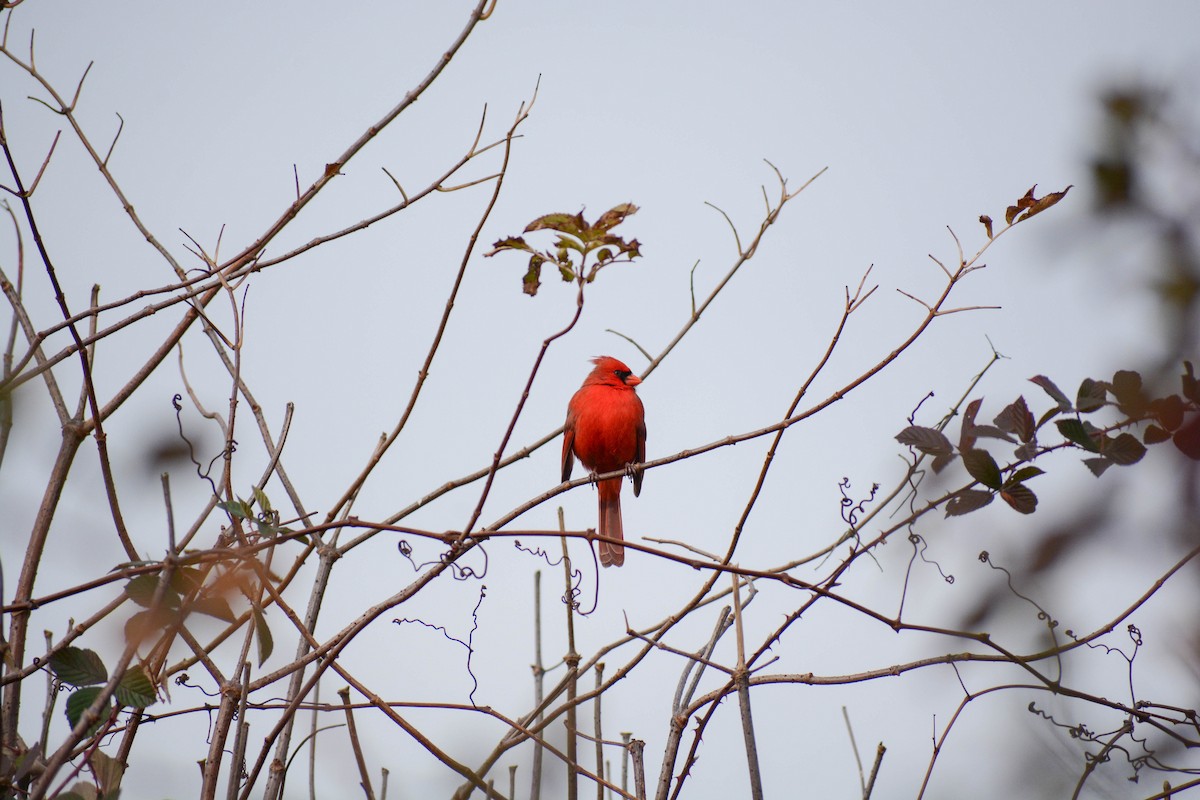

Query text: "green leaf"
[525, 211, 585, 235]
[65, 686, 111, 733]
[192, 595, 237, 622]
[218, 499, 252, 520]
[125, 574, 180, 610]
[962, 449, 1003, 490]
[91, 749, 125, 795]
[945, 489, 994, 517]
[994, 396, 1036, 443]
[253, 608, 274, 667]
[1084, 457, 1113, 477]
[252, 486, 273, 515]
[523, 254, 546, 296]
[1075, 378, 1106, 413]
[115, 665, 156, 708]
[1030, 375, 1072, 410]
[1056, 418, 1100, 452]
[895, 426, 953, 456]
[49, 647, 108, 687]
[1103, 432, 1146, 466]
[999, 483, 1038, 514]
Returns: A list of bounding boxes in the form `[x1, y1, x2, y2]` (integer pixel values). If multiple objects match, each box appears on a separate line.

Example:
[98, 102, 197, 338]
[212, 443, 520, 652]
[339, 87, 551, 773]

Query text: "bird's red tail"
[597, 479, 625, 567]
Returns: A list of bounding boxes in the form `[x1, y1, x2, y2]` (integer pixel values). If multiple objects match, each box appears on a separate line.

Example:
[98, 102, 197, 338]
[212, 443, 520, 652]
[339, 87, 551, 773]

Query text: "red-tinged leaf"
[895, 426, 953, 456]
[1172, 414, 1200, 460]
[1075, 378, 1106, 412]
[1030, 375, 1072, 410]
[962, 448, 1003, 490]
[1102, 432, 1146, 466]
[959, 397, 984, 452]
[945, 489, 994, 517]
[1084, 457, 1113, 477]
[49, 647, 108, 687]
[994, 396, 1036, 443]
[593, 203, 638, 233]
[1006, 466, 1045, 485]
[1018, 185, 1072, 222]
[1149, 394, 1185, 431]
[979, 214, 994, 238]
[1056, 418, 1100, 452]
[1000, 483, 1038, 514]
[931, 451, 957, 474]
[1143, 424, 1171, 445]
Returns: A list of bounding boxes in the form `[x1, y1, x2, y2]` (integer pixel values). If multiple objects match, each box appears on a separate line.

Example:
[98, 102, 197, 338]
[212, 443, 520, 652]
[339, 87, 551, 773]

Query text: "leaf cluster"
[896, 364, 1200, 516]
[485, 203, 642, 295]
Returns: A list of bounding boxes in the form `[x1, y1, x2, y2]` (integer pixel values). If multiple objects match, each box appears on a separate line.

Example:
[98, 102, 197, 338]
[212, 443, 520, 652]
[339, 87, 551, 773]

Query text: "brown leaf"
[1005, 185, 1038, 225]
[979, 214, 994, 239]
[1018, 185, 1072, 222]
[895, 426, 953, 456]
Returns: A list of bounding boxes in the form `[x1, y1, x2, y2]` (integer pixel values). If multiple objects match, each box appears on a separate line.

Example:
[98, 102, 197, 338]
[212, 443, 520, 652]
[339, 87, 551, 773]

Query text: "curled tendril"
[396, 538, 489, 581]
[172, 392, 229, 500]
[392, 585, 486, 705]
[907, 391, 935, 425]
[176, 673, 221, 697]
[979, 551, 1057, 629]
[911, 532, 954, 584]
[839, 477, 880, 526]
[513, 541, 596, 616]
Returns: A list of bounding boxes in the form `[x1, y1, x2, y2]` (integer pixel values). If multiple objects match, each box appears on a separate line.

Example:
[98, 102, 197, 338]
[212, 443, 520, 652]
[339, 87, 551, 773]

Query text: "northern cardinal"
[562, 356, 646, 567]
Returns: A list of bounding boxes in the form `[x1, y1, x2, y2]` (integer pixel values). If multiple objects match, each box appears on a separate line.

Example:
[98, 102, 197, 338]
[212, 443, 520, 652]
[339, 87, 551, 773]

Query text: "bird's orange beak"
[626, 373, 642, 387]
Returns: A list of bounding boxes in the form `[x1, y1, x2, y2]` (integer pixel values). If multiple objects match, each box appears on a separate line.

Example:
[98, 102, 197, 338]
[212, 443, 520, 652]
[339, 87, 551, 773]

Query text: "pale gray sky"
[3, 2, 1198, 797]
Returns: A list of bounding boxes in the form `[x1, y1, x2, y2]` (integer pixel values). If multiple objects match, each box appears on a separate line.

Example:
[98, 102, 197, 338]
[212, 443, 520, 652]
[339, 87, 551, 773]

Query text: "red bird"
[562, 356, 646, 567]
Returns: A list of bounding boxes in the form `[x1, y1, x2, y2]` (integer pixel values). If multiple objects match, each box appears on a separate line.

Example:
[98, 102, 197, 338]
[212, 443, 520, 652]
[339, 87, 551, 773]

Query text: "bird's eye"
[615, 370, 631, 381]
